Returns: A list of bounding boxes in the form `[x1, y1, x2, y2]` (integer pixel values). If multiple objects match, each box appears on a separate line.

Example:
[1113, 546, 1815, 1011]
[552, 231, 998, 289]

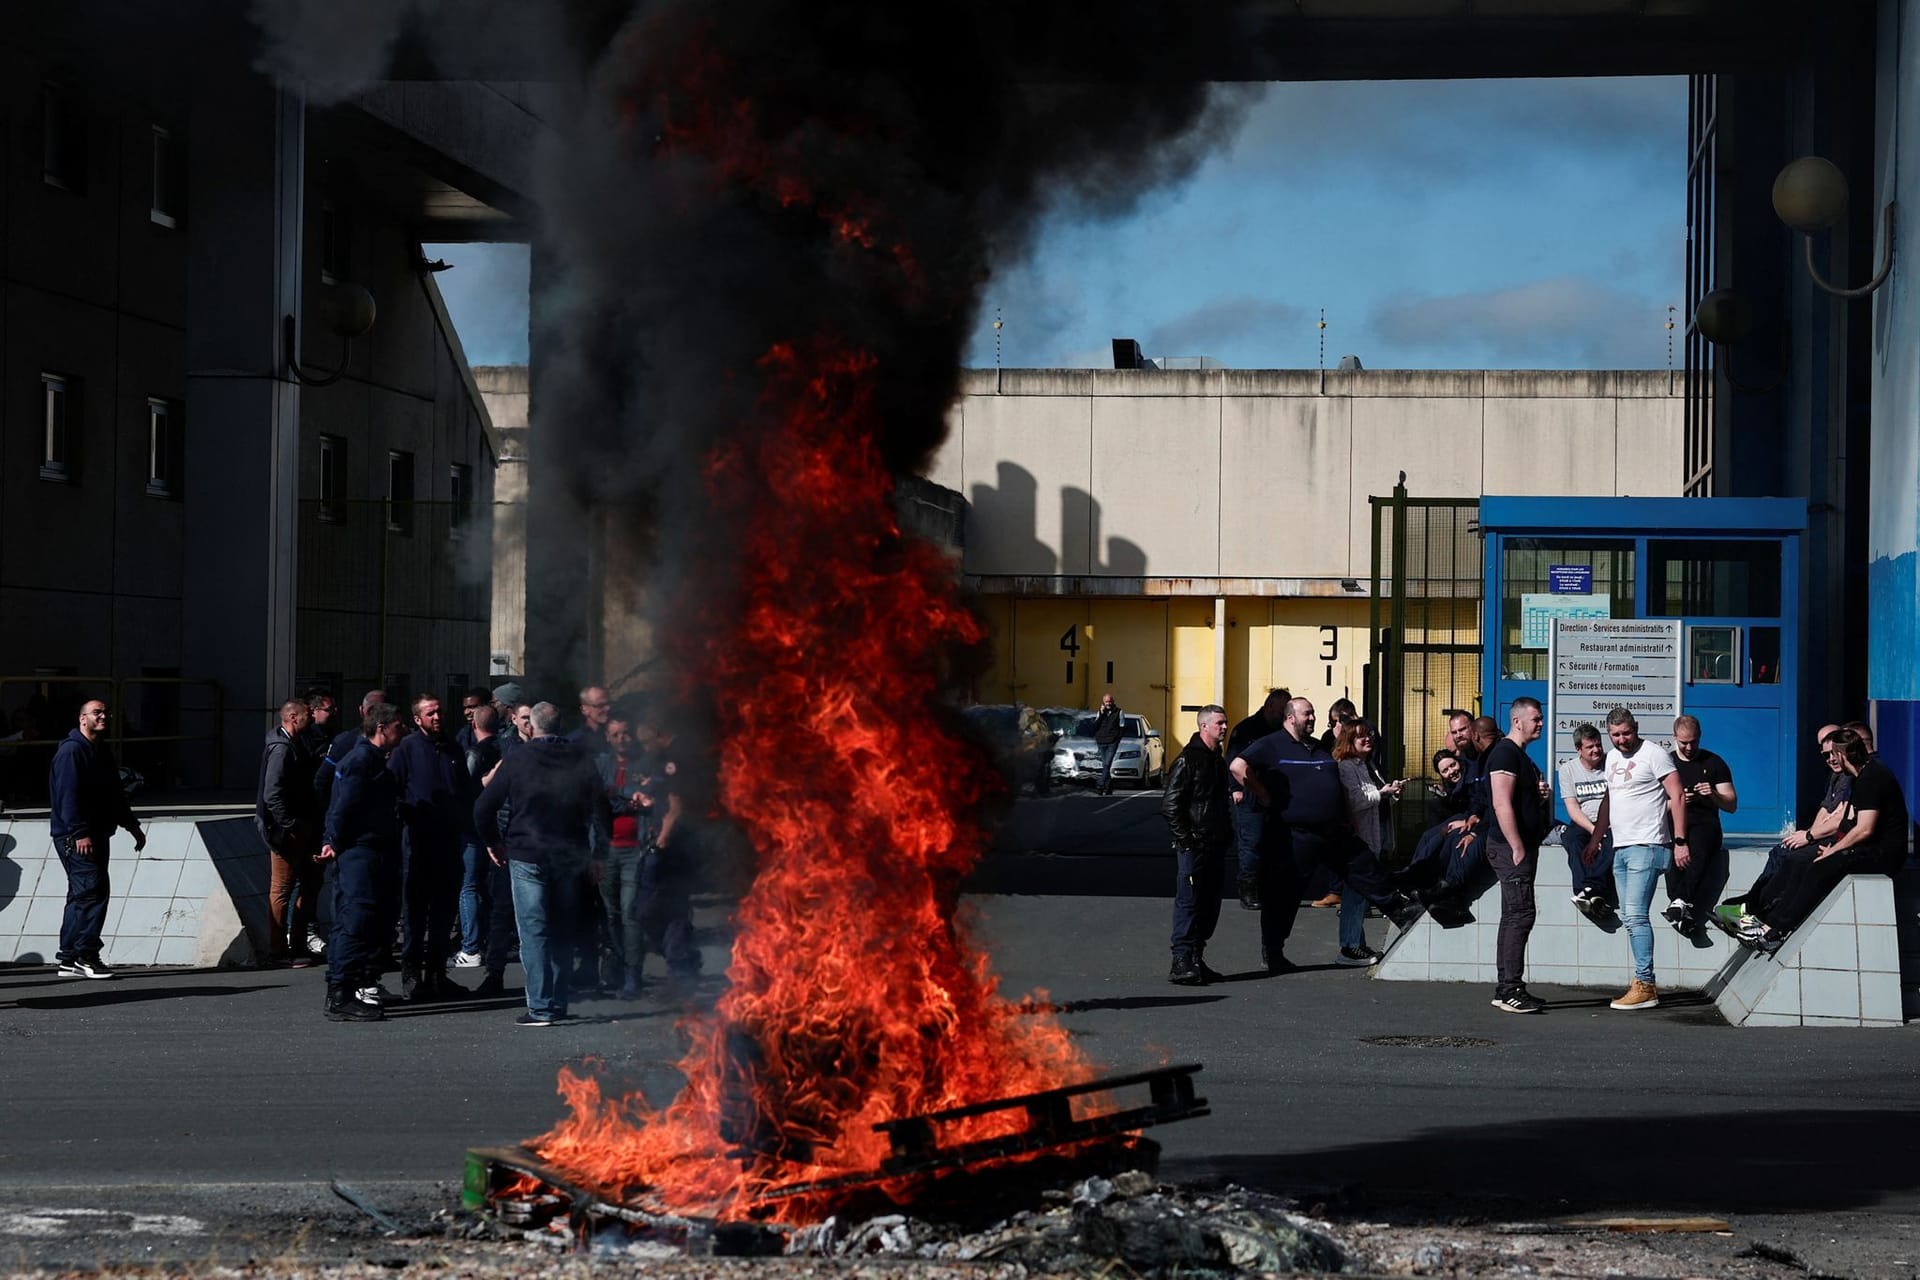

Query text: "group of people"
[251, 682, 699, 1026]
[1158, 690, 1910, 1016]
[1160, 689, 1422, 986]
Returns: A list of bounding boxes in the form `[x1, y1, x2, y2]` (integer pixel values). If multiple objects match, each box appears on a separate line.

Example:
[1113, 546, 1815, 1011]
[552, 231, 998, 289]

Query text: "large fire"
[531, 342, 1088, 1221]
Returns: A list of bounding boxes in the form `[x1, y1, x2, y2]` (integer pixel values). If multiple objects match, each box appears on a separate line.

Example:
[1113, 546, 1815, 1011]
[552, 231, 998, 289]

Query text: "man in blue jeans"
[473, 702, 611, 1026]
[1583, 707, 1687, 1012]
[48, 699, 147, 979]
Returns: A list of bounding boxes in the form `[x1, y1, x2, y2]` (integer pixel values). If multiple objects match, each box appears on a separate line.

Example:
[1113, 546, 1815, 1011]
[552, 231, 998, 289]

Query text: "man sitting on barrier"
[1737, 727, 1908, 954]
[1555, 723, 1616, 922]
[1716, 723, 1849, 931]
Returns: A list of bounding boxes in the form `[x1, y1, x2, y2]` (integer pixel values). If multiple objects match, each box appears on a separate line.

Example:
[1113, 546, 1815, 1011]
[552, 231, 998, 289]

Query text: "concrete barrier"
[0, 814, 273, 968]
[1375, 839, 1918, 1023]
[1705, 876, 1904, 1026]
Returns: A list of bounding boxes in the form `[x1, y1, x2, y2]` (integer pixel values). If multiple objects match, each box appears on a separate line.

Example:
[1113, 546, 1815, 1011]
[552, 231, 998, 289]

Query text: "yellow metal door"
[1225, 597, 1276, 721]
[971, 596, 1016, 704]
[1087, 599, 1170, 736]
[1008, 598, 1091, 711]
[1167, 597, 1217, 743]
[1270, 599, 1369, 711]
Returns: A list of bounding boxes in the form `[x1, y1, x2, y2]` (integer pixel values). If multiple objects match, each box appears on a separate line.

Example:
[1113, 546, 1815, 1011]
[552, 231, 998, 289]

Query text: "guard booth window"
[1499, 539, 1636, 680]
[1649, 540, 1781, 617]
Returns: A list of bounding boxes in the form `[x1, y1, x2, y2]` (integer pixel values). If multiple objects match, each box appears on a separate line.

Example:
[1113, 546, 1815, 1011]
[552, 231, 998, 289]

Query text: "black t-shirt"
[1227, 712, 1280, 763]
[1481, 737, 1548, 850]
[1845, 759, 1910, 872]
[1675, 747, 1733, 841]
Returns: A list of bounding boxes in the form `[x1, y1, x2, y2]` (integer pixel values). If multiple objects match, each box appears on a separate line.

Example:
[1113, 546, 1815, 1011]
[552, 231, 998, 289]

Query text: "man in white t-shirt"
[1582, 707, 1687, 1012]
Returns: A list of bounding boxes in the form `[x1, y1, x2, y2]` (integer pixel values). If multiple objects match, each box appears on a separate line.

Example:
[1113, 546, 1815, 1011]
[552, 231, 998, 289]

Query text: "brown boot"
[1609, 979, 1660, 1010]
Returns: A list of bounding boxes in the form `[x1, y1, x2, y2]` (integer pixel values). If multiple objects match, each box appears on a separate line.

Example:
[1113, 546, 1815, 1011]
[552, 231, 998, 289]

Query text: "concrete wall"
[936, 369, 1683, 733]
[476, 364, 527, 678]
[928, 369, 1685, 584]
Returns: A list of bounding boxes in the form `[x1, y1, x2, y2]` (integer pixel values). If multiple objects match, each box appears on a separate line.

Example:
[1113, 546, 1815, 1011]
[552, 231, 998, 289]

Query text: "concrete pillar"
[183, 74, 304, 787]
[1214, 597, 1227, 708]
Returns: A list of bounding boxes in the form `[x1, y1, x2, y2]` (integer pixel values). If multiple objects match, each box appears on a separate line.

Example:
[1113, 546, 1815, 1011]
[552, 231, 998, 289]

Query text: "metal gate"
[1367, 480, 1482, 852]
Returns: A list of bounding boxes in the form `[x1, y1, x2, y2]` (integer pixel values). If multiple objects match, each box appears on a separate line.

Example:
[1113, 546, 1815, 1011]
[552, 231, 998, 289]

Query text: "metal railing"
[0, 674, 224, 809]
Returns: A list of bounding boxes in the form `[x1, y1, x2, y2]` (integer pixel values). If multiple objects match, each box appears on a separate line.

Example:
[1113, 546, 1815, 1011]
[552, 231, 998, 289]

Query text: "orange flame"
[531, 341, 1088, 1219]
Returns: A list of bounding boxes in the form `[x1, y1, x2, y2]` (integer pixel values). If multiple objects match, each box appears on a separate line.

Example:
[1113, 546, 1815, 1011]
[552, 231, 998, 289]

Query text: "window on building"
[387, 449, 415, 535]
[1498, 538, 1637, 681]
[321, 201, 352, 284]
[1649, 539, 1782, 617]
[40, 373, 74, 482]
[319, 434, 346, 523]
[42, 85, 86, 193]
[146, 397, 179, 497]
[150, 127, 180, 228]
[449, 463, 473, 536]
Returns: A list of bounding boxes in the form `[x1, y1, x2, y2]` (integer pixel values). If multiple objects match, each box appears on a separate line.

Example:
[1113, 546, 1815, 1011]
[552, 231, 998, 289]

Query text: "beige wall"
[931, 368, 1684, 584]
[936, 368, 1683, 728]
[475, 364, 528, 678]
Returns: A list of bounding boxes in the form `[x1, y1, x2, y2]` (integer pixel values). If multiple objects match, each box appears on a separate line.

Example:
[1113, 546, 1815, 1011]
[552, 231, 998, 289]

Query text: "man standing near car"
[1091, 694, 1125, 796]
[49, 700, 146, 979]
[1164, 705, 1233, 985]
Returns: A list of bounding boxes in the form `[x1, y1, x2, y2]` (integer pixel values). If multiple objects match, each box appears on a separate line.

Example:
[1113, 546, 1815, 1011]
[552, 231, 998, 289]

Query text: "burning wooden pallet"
[466, 1062, 1209, 1246]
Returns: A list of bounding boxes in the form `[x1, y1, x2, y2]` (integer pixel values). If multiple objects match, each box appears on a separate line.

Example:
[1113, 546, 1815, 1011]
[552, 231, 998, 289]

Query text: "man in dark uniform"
[1163, 705, 1233, 985]
[1225, 688, 1290, 909]
[319, 703, 407, 1022]
[49, 699, 146, 979]
[1230, 696, 1416, 973]
[388, 693, 474, 1001]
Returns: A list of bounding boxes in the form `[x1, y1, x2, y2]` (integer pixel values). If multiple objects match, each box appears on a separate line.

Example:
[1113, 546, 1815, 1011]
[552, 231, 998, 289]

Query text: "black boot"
[474, 970, 505, 997]
[326, 983, 383, 1023]
[401, 963, 425, 1003]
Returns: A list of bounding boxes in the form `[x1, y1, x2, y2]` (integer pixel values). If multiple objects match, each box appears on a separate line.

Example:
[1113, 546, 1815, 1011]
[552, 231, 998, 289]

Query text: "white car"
[1050, 713, 1166, 789]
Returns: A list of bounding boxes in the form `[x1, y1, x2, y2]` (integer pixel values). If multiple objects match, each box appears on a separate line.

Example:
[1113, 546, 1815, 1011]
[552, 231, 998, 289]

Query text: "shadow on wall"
[0, 834, 18, 914]
[197, 816, 280, 968]
[1173, 1108, 1920, 1217]
[969, 462, 1148, 577]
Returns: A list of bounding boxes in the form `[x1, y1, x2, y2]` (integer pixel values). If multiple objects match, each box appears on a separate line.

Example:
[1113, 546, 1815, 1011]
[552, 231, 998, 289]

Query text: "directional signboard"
[1547, 617, 1682, 782]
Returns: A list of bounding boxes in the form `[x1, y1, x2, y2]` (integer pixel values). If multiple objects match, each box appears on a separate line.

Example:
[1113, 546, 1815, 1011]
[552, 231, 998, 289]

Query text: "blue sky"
[430, 75, 1684, 372]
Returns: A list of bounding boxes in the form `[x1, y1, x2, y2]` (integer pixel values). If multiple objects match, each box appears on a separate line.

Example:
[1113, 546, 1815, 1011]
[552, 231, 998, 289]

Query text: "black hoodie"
[472, 735, 611, 871]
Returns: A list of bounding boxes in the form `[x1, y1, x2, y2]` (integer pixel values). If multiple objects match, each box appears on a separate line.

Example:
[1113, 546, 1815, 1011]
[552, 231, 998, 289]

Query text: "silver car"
[1050, 712, 1166, 789]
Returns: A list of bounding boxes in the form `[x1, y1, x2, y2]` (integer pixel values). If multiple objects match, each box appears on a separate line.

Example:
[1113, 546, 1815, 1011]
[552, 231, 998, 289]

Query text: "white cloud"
[1367, 276, 1676, 368]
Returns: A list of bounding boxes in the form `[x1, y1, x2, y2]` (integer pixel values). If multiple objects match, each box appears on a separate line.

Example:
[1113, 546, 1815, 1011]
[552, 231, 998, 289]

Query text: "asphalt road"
[1, 792, 1917, 1272]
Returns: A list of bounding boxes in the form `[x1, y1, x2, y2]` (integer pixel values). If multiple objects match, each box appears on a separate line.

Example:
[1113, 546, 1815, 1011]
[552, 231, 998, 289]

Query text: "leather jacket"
[1161, 734, 1232, 849]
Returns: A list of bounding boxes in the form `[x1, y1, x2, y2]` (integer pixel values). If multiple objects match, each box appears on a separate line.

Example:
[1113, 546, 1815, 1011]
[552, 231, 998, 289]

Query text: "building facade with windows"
[0, 22, 529, 793]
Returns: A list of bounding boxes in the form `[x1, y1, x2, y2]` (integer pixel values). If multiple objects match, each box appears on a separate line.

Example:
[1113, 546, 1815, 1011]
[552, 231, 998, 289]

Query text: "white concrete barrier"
[1375, 839, 1917, 1024]
[1706, 876, 1904, 1027]
[0, 814, 270, 968]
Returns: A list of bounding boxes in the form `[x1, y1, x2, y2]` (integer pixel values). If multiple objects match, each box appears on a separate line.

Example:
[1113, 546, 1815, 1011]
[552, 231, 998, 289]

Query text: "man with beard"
[1163, 705, 1233, 985]
[388, 693, 474, 1001]
[1663, 715, 1736, 934]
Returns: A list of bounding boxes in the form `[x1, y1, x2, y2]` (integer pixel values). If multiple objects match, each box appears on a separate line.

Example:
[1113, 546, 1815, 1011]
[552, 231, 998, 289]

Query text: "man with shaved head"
[1230, 696, 1417, 973]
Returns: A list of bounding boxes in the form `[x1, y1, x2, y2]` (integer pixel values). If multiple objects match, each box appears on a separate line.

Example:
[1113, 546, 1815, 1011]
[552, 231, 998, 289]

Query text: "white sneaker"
[356, 983, 397, 1005]
[305, 931, 327, 956]
[453, 951, 484, 969]
[70, 956, 117, 980]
